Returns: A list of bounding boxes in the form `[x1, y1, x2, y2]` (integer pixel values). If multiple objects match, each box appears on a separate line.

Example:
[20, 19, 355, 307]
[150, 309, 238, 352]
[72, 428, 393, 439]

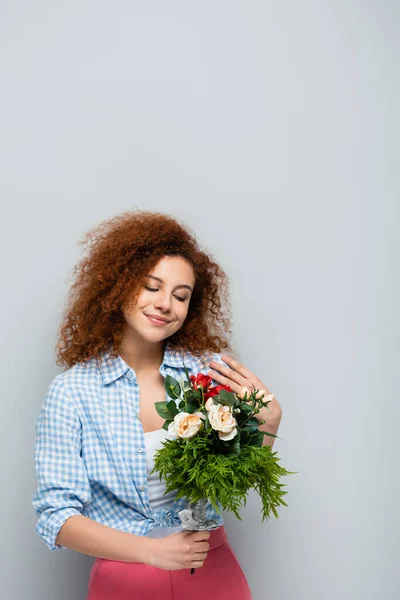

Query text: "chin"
[140, 327, 174, 343]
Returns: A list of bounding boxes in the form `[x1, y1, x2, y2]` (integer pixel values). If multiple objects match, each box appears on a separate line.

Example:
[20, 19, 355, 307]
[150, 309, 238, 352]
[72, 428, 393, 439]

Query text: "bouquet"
[151, 365, 295, 573]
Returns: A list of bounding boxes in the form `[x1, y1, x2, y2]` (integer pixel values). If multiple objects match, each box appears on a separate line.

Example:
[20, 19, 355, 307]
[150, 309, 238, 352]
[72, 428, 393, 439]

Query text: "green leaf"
[212, 393, 234, 407]
[252, 431, 264, 447]
[166, 399, 179, 417]
[242, 417, 260, 431]
[164, 374, 182, 399]
[219, 389, 237, 407]
[239, 403, 253, 413]
[182, 362, 193, 388]
[155, 402, 174, 420]
[162, 419, 173, 431]
[211, 395, 225, 405]
[232, 442, 241, 455]
[261, 430, 278, 439]
[185, 397, 201, 414]
[231, 433, 241, 455]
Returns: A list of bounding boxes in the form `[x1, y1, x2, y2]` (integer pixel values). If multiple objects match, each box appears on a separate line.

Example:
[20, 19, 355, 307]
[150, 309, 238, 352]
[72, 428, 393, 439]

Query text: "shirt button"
[139, 484, 145, 491]
[138, 447, 144, 453]
[135, 412, 140, 419]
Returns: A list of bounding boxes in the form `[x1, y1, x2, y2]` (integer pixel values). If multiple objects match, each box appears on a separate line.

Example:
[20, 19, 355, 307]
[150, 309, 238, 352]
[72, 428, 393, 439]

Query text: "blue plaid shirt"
[32, 342, 227, 551]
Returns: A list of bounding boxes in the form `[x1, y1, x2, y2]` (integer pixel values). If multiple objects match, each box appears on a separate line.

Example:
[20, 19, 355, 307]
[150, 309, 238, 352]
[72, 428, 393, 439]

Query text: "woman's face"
[122, 255, 195, 342]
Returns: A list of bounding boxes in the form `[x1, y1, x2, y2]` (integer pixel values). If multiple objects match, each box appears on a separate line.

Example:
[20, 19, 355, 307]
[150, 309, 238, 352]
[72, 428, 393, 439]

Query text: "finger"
[209, 361, 247, 387]
[192, 551, 208, 560]
[190, 560, 205, 568]
[191, 554, 207, 567]
[192, 531, 210, 541]
[193, 542, 209, 552]
[220, 354, 256, 380]
[207, 368, 245, 396]
[208, 365, 246, 392]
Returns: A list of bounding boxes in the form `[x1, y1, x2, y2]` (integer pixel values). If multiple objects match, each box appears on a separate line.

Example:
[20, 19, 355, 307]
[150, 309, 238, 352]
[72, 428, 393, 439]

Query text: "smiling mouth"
[144, 314, 172, 325]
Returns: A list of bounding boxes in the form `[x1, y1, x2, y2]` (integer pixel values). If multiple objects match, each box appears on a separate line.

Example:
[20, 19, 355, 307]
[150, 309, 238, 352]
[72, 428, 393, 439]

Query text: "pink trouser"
[87, 525, 252, 599]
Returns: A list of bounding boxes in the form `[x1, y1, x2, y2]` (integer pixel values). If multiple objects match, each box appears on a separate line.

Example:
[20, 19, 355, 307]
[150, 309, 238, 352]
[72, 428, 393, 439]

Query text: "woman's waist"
[207, 524, 228, 550]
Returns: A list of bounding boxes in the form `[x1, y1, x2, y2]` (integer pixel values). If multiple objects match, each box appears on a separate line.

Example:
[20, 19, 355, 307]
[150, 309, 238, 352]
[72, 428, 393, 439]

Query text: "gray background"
[1, 1, 398, 599]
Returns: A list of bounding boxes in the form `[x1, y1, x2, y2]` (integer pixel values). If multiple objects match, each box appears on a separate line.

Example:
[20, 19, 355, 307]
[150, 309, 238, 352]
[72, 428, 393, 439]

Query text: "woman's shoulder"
[42, 356, 101, 409]
[54, 355, 99, 384]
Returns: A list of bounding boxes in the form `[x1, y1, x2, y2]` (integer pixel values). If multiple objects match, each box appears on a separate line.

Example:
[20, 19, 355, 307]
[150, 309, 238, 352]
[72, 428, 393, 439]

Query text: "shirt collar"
[97, 341, 193, 386]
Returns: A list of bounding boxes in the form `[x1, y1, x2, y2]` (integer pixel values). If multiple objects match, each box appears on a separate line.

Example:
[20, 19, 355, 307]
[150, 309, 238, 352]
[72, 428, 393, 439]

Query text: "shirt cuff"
[36, 507, 82, 551]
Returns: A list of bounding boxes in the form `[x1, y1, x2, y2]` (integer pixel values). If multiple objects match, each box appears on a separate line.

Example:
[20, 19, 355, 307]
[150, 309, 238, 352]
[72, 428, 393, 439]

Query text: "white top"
[143, 428, 184, 538]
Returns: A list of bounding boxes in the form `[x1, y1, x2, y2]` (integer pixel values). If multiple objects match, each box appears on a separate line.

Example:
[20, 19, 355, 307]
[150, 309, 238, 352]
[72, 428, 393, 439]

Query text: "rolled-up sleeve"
[32, 375, 92, 551]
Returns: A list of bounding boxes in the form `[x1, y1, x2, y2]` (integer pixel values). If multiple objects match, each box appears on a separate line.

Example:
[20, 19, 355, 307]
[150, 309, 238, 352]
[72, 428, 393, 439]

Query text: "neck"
[118, 325, 166, 375]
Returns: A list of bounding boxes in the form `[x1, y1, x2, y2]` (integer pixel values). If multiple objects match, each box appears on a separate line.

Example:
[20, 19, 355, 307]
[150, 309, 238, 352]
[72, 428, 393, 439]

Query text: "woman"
[32, 209, 282, 599]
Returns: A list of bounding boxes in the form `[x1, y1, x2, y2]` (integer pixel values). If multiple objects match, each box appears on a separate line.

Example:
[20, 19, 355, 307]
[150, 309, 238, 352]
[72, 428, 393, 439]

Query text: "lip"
[144, 313, 172, 326]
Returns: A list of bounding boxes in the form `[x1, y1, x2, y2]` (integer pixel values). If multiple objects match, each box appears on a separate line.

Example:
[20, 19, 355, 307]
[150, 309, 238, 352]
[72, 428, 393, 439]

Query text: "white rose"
[208, 403, 237, 441]
[168, 411, 205, 439]
[205, 397, 214, 411]
[218, 427, 237, 441]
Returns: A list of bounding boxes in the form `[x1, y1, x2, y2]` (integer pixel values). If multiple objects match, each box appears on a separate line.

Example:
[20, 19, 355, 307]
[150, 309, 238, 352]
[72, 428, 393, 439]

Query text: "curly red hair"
[56, 209, 234, 368]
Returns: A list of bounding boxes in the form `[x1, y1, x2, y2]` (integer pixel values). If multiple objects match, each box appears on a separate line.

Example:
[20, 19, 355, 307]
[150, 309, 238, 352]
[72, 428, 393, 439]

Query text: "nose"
[153, 291, 172, 313]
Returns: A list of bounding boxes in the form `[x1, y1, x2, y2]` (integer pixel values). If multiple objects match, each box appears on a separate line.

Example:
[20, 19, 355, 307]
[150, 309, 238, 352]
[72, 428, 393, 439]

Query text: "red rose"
[204, 384, 233, 400]
[190, 373, 213, 391]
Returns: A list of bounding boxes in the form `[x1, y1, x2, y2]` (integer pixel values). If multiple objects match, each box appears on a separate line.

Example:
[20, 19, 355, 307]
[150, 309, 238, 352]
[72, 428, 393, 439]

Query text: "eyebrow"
[146, 275, 193, 292]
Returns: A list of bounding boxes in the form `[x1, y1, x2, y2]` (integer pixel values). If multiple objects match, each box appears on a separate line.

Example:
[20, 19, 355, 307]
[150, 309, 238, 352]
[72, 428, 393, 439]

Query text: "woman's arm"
[55, 514, 152, 562]
[33, 379, 154, 563]
[258, 409, 282, 449]
[33, 377, 144, 557]
[56, 515, 212, 571]
[32, 377, 94, 551]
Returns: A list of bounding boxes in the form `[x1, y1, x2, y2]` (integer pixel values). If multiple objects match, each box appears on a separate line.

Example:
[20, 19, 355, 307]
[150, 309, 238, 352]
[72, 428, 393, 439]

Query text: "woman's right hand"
[146, 530, 211, 570]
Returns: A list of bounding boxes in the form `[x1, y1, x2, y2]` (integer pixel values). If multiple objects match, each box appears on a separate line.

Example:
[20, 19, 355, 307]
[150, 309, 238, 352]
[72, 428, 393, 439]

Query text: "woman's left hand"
[207, 355, 282, 444]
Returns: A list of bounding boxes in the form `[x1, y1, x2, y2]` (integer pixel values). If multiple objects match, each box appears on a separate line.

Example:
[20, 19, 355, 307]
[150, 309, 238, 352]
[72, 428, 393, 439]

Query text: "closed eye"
[144, 286, 188, 302]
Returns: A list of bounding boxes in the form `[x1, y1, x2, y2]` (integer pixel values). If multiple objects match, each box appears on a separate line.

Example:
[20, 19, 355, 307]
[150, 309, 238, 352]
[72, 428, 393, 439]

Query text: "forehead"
[149, 256, 195, 282]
